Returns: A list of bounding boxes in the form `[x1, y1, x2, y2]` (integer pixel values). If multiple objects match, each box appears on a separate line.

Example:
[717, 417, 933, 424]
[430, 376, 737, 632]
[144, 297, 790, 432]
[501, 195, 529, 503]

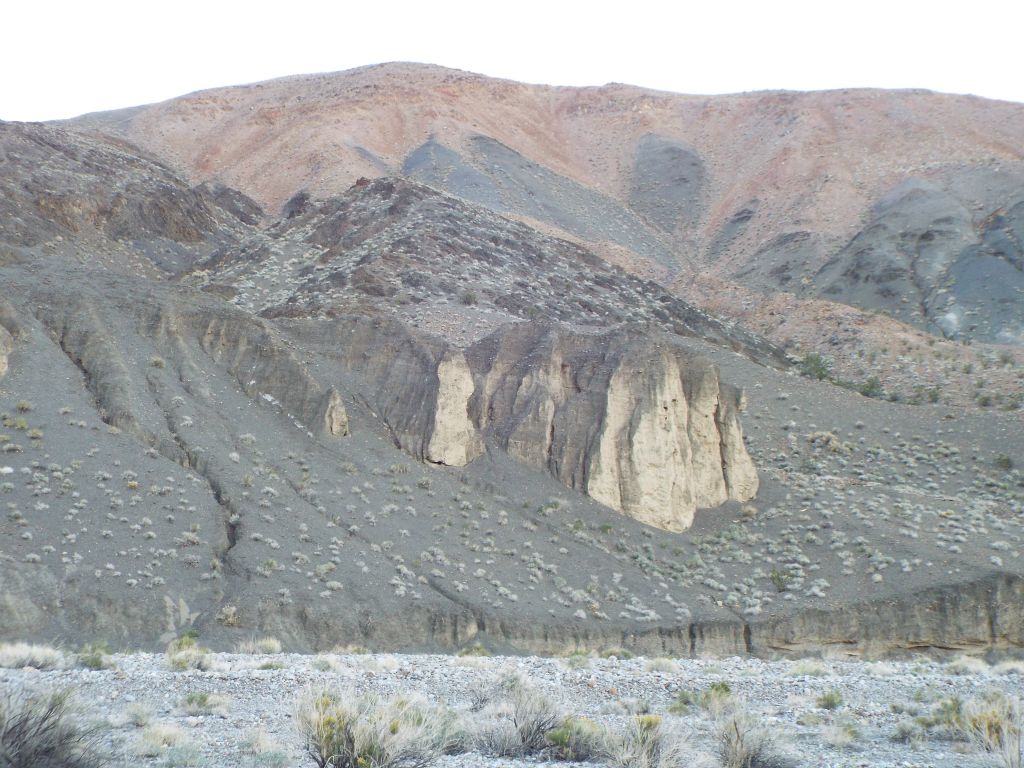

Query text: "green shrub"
[166, 635, 212, 671]
[77, 642, 114, 670]
[667, 690, 696, 714]
[296, 689, 458, 768]
[799, 353, 833, 381]
[858, 377, 885, 398]
[545, 716, 603, 761]
[817, 690, 842, 710]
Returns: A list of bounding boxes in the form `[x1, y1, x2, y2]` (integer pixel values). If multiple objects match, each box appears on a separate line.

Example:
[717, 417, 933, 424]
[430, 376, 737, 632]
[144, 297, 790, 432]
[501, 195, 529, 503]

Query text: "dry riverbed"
[3, 650, 1024, 767]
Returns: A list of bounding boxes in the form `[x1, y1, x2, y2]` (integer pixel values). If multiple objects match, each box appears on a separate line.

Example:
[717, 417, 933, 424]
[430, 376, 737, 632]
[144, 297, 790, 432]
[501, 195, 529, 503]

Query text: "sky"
[5, 0, 1023, 121]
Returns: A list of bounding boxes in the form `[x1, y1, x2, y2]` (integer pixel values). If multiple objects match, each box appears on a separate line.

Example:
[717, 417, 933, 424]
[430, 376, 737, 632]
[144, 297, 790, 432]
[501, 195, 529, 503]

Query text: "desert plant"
[137, 722, 189, 757]
[240, 728, 289, 768]
[235, 636, 282, 654]
[858, 377, 885, 398]
[816, 690, 842, 710]
[77, 642, 114, 670]
[798, 352, 832, 381]
[601, 714, 700, 768]
[700, 681, 734, 713]
[545, 716, 603, 761]
[0, 642, 64, 669]
[455, 643, 490, 657]
[963, 692, 1022, 768]
[645, 657, 680, 674]
[124, 702, 154, 728]
[473, 678, 563, 757]
[716, 707, 792, 768]
[945, 655, 989, 676]
[296, 688, 456, 768]
[166, 635, 212, 671]
[216, 604, 241, 627]
[0, 688, 106, 768]
[600, 648, 634, 659]
[178, 692, 230, 716]
[667, 690, 696, 715]
[788, 660, 827, 677]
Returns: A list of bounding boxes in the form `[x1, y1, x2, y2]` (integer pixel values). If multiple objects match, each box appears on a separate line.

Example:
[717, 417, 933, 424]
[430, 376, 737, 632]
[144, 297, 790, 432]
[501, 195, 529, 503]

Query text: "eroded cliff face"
[0, 326, 11, 380]
[33, 294, 350, 445]
[426, 350, 484, 466]
[0, 296, 23, 380]
[304, 318, 757, 530]
[467, 325, 757, 531]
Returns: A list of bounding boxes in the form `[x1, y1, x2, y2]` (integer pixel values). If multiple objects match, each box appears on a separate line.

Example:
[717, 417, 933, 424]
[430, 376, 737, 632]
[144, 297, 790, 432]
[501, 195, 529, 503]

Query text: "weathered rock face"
[0, 326, 11, 380]
[467, 325, 757, 530]
[426, 350, 484, 466]
[0, 296, 22, 380]
[303, 318, 757, 530]
[34, 291, 351, 443]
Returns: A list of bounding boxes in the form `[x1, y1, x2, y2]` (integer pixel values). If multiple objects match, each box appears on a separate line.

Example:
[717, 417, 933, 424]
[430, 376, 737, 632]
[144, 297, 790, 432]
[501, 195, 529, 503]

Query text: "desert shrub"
[545, 716, 603, 761]
[700, 681, 734, 713]
[716, 707, 793, 768]
[601, 715, 701, 768]
[995, 454, 1015, 471]
[124, 702, 154, 728]
[0, 642, 64, 669]
[858, 377, 885, 398]
[645, 657, 680, 674]
[296, 688, 458, 768]
[787, 660, 827, 677]
[769, 569, 792, 593]
[455, 643, 490, 657]
[945, 655, 989, 676]
[166, 635, 213, 671]
[600, 648, 634, 659]
[821, 721, 860, 749]
[816, 690, 842, 710]
[914, 695, 965, 739]
[891, 719, 926, 745]
[473, 677, 562, 757]
[216, 605, 241, 627]
[137, 722, 189, 757]
[0, 688, 106, 768]
[798, 352, 832, 381]
[963, 692, 1022, 768]
[235, 636, 282, 654]
[77, 642, 114, 670]
[240, 728, 289, 768]
[667, 690, 696, 715]
[563, 651, 592, 670]
[178, 692, 230, 716]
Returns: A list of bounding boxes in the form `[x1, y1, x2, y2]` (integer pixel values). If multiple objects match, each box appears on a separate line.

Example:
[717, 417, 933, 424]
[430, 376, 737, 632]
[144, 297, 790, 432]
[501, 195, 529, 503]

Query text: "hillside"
[70, 62, 1024, 347]
[0, 71, 1020, 657]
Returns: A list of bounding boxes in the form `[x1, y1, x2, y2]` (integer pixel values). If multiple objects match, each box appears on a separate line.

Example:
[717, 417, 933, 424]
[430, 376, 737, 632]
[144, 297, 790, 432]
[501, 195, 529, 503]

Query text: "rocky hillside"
[0, 90, 1021, 657]
[70, 62, 1024, 345]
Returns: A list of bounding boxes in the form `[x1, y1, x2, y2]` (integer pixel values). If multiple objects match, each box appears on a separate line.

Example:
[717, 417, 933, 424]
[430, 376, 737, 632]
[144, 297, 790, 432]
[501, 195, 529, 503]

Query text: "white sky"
[5, 0, 1023, 121]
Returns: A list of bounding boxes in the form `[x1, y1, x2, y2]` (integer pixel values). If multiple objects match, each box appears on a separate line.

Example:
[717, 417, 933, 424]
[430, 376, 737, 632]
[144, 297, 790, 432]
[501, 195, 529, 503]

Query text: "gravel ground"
[2, 652, 1023, 767]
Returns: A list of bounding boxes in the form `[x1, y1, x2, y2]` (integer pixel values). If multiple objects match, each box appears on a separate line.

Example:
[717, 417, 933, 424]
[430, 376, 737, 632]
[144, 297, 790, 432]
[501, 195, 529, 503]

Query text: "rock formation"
[467, 325, 756, 530]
